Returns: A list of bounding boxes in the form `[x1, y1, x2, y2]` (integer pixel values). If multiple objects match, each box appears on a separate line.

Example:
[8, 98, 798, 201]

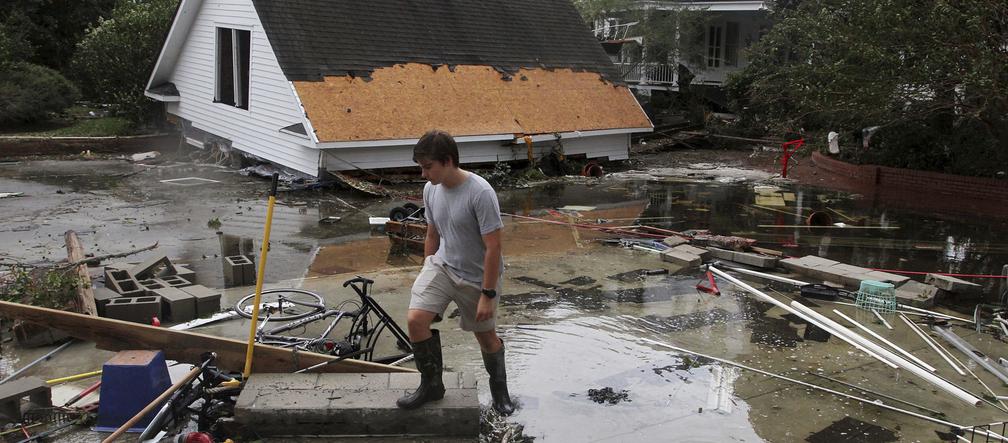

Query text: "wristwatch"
[481, 288, 497, 299]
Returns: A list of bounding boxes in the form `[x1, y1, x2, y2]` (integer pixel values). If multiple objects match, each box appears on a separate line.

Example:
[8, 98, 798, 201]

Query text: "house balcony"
[615, 62, 679, 90]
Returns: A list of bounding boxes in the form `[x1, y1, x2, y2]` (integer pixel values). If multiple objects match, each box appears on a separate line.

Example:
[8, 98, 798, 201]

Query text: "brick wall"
[811, 151, 1008, 218]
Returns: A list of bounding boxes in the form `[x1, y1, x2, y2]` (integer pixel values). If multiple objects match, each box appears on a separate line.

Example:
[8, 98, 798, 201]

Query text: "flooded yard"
[0, 158, 1006, 442]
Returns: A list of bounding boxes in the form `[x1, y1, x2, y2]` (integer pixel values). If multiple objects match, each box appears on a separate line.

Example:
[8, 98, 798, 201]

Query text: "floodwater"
[1, 158, 1007, 442]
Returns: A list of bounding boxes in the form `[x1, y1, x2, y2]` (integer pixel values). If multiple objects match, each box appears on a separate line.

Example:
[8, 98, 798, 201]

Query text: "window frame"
[214, 25, 252, 110]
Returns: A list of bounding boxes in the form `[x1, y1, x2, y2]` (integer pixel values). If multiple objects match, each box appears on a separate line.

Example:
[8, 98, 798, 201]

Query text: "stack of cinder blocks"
[99, 256, 221, 324]
[781, 256, 911, 289]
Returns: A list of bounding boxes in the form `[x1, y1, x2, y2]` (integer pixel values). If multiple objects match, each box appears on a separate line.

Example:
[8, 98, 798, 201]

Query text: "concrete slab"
[731, 251, 779, 269]
[661, 236, 688, 248]
[234, 372, 479, 438]
[895, 280, 939, 308]
[671, 244, 710, 261]
[660, 249, 701, 268]
[707, 247, 735, 261]
[925, 273, 982, 296]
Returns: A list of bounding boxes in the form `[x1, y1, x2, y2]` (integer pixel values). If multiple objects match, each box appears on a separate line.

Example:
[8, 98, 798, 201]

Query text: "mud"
[586, 387, 631, 405]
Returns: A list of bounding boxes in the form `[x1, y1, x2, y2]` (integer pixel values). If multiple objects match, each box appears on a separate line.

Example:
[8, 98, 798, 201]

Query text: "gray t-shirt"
[423, 172, 504, 286]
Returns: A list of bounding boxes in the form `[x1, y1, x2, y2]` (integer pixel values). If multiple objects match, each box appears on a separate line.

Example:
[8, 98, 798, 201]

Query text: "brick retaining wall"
[811, 151, 1008, 218]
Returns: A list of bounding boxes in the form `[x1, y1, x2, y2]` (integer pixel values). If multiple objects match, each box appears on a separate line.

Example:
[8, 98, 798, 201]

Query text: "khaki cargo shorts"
[409, 255, 499, 332]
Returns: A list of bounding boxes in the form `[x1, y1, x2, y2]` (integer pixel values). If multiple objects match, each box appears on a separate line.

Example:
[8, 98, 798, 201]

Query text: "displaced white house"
[595, 0, 770, 95]
[145, 0, 653, 178]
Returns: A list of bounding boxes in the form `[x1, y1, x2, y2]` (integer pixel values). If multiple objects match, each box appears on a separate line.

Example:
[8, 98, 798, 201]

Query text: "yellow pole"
[242, 173, 279, 380]
[46, 370, 102, 385]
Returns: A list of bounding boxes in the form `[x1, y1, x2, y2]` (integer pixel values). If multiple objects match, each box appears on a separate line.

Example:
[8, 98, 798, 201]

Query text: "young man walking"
[397, 129, 515, 415]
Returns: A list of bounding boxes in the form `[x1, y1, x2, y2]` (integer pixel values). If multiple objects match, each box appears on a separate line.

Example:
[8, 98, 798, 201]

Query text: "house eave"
[644, 1, 767, 11]
[144, 91, 181, 102]
[512, 127, 654, 144]
[317, 134, 516, 149]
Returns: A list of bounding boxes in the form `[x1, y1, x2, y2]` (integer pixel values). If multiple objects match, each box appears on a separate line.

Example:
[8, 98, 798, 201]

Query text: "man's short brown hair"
[413, 129, 459, 167]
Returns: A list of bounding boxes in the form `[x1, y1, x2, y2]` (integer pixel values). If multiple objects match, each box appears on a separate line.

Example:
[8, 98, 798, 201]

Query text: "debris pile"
[98, 256, 221, 324]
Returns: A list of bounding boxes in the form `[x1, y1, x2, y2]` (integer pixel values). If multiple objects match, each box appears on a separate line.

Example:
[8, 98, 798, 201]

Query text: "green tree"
[71, 0, 178, 124]
[727, 0, 1008, 176]
[0, 0, 119, 72]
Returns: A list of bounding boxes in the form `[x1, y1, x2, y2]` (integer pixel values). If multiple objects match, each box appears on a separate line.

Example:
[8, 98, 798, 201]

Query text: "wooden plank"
[65, 230, 97, 316]
[0, 301, 413, 374]
[751, 246, 785, 257]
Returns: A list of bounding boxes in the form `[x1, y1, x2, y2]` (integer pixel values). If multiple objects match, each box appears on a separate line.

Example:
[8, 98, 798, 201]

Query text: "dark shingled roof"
[249, 0, 621, 82]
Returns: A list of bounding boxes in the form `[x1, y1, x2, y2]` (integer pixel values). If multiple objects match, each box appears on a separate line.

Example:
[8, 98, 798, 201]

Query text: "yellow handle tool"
[242, 173, 280, 380]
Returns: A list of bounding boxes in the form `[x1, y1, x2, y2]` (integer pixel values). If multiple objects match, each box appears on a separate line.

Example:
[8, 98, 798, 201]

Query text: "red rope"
[503, 212, 668, 239]
[871, 268, 1008, 279]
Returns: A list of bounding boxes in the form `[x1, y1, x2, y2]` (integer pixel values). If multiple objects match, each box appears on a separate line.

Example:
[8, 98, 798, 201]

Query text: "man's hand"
[476, 295, 495, 322]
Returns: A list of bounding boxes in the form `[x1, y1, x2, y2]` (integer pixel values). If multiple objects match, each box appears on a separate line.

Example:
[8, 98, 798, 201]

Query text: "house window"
[725, 22, 740, 66]
[707, 24, 723, 68]
[215, 27, 250, 109]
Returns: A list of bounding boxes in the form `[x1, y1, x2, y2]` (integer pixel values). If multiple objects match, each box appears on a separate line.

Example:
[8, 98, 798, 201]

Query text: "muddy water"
[2, 159, 1008, 442]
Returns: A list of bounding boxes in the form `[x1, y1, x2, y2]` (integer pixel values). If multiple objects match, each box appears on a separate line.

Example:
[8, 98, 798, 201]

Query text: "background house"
[145, 0, 652, 178]
[593, 0, 770, 106]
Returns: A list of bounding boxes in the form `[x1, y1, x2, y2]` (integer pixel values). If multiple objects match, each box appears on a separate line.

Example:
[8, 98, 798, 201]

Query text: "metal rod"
[243, 173, 279, 380]
[873, 309, 894, 330]
[708, 266, 898, 368]
[832, 309, 937, 372]
[807, 371, 944, 416]
[46, 369, 101, 385]
[639, 338, 1006, 441]
[900, 314, 966, 376]
[0, 340, 75, 385]
[932, 326, 1008, 385]
[793, 302, 980, 406]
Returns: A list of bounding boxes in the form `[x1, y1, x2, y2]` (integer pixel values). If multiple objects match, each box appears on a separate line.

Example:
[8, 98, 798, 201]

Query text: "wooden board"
[0, 301, 413, 374]
[294, 63, 652, 142]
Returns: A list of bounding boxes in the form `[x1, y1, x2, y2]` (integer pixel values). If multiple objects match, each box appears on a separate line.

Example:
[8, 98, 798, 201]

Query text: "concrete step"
[234, 372, 479, 438]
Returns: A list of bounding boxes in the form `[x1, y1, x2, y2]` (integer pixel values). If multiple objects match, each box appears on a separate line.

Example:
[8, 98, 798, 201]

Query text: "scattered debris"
[129, 151, 160, 162]
[586, 387, 630, 405]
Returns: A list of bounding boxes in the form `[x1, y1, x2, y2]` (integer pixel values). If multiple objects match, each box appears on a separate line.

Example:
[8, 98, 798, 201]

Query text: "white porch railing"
[615, 62, 679, 86]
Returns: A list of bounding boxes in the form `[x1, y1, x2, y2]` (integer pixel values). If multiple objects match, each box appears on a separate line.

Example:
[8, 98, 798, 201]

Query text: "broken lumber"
[65, 231, 97, 316]
[0, 301, 413, 374]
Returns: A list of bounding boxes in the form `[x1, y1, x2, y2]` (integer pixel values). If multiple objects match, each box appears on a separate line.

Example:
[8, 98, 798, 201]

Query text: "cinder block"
[925, 274, 982, 296]
[731, 251, 779, 269]
[137, 278, 166, 297]
[157, 275, 192, 288]
[660, 249, 701, 268]
[180, 285, 222, 317]
[670, 244, 710, 262]
[662, 236, 689, 248]
[173, 264, 196, 284]
[131, 255, 173, 280]
[223, 255, 250, 287]
[93, 286, 120, 317]
[0, 376, 51, 422]
[104, 296, 162, 324]
[242, 255, 257, 285]
[154, 287, 196, 323]
[103, 269, 144, 297]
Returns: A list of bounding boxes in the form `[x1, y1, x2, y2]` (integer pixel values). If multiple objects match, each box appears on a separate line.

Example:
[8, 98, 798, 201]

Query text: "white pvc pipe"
[899, 314, 966, 376]
[833, 309, 937, 372]
[709, 266, 897, 368]
[722, 265, 809, 286]
[872, 309, 894, 330]
[792, 303, 980, 406]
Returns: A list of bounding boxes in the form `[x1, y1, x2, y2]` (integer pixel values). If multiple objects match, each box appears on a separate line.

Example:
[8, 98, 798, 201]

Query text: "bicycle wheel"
[234, 288, 325, 321]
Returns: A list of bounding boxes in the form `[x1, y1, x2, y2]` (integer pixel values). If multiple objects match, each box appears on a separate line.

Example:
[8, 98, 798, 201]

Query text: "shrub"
[0, 62, 80, 124]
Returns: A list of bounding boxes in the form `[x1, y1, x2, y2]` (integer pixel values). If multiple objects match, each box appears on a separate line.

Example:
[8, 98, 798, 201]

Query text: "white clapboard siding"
[164, 0, 320, 176]
[322, 134, 629, 171]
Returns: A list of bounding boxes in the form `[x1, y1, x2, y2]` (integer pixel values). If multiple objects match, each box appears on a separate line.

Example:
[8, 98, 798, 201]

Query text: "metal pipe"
[0, 340, 75, 385]
[243, 173, 279, 380]
[932, 325, 1008, 385]
[806, 371, 944, 416]
[708, 266, 898, 368]
[46, 369, 101, 385]
[793, 303, 981, 406]
[899, 314, 965, 376]
[640, 338, 1006, 441]
[832, 309, 936, 372]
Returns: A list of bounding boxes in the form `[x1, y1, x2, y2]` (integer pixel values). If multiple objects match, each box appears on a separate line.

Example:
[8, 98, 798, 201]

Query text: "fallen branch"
[58, 241, 159, 269]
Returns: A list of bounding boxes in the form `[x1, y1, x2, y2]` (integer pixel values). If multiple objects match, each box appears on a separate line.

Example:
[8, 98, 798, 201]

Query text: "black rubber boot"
[396, 330, 445, 409]
[482, 339, 516, 415]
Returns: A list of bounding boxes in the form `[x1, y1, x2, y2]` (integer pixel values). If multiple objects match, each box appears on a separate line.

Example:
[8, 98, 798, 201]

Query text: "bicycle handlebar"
[343, 276, 374, 287]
